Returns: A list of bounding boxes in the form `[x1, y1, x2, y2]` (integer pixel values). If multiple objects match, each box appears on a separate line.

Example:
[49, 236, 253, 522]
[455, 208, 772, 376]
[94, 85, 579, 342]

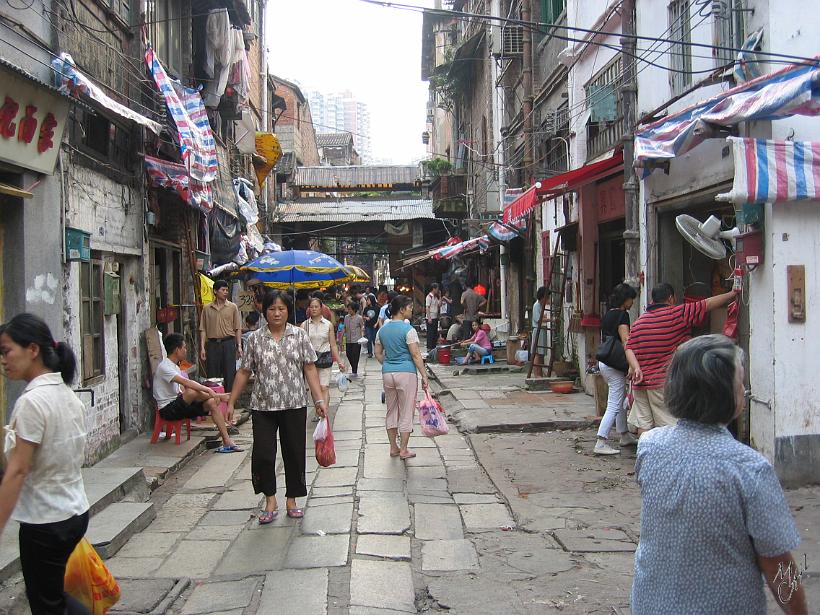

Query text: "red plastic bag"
[419, 392, 449, 437]
[723, 300, 739, 339]
[64, 538, 120, 615]
[313, 418, 336, 467]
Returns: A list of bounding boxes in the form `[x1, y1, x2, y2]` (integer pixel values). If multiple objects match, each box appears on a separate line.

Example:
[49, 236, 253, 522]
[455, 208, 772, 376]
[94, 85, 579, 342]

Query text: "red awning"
[502, 150, 625, 223]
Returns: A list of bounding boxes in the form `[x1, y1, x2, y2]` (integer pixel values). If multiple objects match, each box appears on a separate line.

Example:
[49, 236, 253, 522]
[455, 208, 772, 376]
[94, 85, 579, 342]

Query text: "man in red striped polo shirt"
[625, 283, 738, 434]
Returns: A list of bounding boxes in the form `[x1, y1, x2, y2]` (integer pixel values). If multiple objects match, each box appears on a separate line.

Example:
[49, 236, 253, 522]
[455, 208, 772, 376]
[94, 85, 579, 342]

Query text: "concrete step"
[0, 468, 152, 580]
[86, 502, 157, 559]
[84, 466, 149, 516]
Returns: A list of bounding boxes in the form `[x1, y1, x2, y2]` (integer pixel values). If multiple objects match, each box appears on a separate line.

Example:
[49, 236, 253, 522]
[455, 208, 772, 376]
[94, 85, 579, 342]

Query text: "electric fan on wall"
[675, 215, 740, 260]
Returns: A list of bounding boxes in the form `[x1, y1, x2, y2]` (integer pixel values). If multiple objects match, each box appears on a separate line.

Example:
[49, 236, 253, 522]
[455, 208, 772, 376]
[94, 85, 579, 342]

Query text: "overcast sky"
[265, 0, 433, 164]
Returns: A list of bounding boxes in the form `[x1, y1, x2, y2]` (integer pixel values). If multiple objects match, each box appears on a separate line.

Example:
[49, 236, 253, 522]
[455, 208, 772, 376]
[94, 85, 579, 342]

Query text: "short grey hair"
[665, 334, 744, 425]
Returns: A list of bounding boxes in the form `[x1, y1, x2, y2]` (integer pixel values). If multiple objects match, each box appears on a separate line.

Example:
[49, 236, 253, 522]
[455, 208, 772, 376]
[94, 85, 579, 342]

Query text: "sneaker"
[593, 441, 620, 455]
[619, 432, 639, 447]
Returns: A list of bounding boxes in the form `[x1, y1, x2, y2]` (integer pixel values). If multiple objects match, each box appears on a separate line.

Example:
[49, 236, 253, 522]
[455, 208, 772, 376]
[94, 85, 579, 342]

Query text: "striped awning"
[635, 59, 820, 167]
[716, 137, 820, 204]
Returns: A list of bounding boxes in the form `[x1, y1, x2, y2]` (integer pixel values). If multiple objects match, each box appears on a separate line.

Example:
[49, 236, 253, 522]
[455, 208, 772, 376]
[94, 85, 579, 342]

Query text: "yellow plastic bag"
[64, 539, 121, 615]
[199, 273, 215, 305]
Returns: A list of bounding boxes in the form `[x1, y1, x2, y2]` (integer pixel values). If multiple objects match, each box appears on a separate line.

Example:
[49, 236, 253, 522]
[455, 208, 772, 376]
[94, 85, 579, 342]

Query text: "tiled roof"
[316, 132, 353, 148]
[276, 199, 434, 223]
[293, 165, 421, 188]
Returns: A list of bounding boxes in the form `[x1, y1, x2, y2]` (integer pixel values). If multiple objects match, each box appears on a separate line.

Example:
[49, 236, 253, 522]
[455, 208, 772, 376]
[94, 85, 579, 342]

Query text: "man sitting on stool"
[154, 333, 241, 453]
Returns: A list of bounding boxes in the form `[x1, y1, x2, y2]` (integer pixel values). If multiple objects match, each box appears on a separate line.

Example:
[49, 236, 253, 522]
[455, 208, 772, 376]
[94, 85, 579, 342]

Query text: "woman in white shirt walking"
[301, 296, 344, 413]
[0, 313, 91, 615]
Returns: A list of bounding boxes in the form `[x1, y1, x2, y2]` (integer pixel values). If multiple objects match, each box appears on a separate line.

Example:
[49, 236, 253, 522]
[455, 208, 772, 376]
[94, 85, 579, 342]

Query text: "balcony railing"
[586, 116, 625, 161]
[430, 173, 468, 216]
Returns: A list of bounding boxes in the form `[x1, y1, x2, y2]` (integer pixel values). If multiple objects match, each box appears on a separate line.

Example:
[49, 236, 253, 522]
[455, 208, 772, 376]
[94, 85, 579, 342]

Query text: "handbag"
[595, 335, 628, 372]
[307, 320, 334, 368]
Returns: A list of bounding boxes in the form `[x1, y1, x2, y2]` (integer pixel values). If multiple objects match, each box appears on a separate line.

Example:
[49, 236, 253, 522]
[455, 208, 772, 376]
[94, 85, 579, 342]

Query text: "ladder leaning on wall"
[527, 239, 568, 378]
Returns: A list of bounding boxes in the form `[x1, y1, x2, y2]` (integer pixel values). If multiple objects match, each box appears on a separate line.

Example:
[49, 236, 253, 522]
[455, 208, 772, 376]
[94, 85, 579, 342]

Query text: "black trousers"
[427, 318, 439, 350]
[462, 320, 473, 341]
[19, 512, 91, 615]
[346, 343, 362, 374]
[205, 337, 237, 392]
[251, 408, 307, 498]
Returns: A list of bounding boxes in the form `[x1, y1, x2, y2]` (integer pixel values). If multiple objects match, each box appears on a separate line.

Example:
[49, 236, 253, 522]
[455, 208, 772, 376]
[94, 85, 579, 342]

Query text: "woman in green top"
[374, 295, 429, 459]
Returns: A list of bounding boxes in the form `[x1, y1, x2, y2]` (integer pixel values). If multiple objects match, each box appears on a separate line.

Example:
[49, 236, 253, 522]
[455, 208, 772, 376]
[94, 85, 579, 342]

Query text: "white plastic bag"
[313, 417, 329, 442]
[336, 373, 350, 392]
[357, 336, 369, 347]
[515, 349, 529, 363]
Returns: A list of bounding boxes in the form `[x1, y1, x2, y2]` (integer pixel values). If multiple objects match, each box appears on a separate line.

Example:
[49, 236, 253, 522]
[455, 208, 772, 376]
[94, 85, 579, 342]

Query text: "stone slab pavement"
[46, 354, 815, 615]
[428, 362, 601, 433]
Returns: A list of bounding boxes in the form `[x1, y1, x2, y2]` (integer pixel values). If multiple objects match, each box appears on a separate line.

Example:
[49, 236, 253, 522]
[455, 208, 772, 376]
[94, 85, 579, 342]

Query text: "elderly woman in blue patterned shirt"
[227, 290, 327, 524]
[632, 334, 807, 615]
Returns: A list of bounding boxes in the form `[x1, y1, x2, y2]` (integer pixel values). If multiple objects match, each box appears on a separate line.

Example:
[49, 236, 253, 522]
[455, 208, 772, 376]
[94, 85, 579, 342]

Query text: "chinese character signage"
[0, 67, 69, 175]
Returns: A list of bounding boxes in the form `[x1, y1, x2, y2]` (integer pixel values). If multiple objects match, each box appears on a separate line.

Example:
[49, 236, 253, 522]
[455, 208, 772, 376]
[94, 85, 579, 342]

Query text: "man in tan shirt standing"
[199, 280, 243, 391]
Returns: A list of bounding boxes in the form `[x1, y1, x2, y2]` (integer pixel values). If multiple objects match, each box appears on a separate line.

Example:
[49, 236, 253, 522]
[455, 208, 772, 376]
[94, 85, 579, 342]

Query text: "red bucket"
[437, 347, 451, 366]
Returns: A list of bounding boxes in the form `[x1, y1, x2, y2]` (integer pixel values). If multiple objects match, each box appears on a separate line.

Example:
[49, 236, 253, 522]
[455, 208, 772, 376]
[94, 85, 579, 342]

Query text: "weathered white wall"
[63, 163, 147, 462]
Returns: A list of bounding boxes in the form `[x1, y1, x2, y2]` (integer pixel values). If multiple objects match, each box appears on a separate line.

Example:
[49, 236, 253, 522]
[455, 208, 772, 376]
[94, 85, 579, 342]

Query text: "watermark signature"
[774, 554, 809, 603]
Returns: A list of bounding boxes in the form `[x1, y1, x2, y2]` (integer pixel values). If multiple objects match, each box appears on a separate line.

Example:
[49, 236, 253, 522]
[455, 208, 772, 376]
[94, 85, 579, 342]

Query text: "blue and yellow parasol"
[344, 265, 371, 284]
[242, 250, 352, 289]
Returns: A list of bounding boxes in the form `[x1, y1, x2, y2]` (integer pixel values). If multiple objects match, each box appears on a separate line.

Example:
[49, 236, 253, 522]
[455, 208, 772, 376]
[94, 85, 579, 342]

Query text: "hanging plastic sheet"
[716, 137, 820, 204]
[52, 53, 162, 135]
[209, 205, 242, 265]
[145, 47, 218, 183]
[144, 155, 213, 211]
[233, 177, 258, 225]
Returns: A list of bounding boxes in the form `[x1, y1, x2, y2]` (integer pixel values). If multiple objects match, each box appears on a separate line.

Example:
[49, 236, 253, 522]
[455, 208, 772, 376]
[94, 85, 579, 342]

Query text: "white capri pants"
[383, 372, 417, 433]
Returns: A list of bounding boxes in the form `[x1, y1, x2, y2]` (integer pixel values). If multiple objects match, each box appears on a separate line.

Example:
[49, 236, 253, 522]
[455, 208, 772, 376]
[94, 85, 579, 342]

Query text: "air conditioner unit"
[501, 26, 524, 56]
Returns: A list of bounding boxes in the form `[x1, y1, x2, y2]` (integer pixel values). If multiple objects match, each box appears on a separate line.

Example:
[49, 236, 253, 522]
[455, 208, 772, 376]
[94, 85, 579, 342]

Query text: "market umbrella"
[241, 250, 353, 289]
[344, 265, 371, 283]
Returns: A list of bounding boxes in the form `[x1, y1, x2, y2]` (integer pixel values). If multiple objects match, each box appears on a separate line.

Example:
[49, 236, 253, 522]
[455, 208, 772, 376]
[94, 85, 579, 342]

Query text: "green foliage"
[421, 157, 453, 177]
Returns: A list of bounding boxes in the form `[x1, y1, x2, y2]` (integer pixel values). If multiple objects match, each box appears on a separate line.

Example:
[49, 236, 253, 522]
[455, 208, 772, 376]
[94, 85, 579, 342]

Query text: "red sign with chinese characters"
[595, 174, 625, 223]
[0, 67, 69, 175]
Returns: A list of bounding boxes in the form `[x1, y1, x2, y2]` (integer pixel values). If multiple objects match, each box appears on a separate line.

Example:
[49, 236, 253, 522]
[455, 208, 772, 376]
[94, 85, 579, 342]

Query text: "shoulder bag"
[595, 311, 628, 372]
[308, 320, 334, 368]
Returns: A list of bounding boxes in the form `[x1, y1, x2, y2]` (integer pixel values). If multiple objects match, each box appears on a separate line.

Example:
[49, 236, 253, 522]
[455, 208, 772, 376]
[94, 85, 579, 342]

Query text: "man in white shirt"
[425, 283, 442, 351]
[154, 333, 241, 453]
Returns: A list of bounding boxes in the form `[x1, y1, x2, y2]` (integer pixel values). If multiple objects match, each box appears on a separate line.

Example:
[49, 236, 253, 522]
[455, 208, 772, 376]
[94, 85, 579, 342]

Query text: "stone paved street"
[103, 357, 507, 614]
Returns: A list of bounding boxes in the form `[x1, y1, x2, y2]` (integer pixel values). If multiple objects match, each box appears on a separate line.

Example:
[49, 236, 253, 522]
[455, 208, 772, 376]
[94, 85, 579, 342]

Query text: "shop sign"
[0, 67, 69, 175]
[237, 290, 257, 313]
[596, 175, 625, 223]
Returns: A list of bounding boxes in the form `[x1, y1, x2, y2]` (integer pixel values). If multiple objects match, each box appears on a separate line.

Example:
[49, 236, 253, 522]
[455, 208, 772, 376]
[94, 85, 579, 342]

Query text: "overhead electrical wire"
[357, 0, 818, 65]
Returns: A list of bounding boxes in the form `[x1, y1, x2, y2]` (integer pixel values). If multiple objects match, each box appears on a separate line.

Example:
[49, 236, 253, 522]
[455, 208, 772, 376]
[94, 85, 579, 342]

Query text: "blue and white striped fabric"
[716, 137, 820, 204]
[145, 47, 217, 183]
[636, 60, 820, 169]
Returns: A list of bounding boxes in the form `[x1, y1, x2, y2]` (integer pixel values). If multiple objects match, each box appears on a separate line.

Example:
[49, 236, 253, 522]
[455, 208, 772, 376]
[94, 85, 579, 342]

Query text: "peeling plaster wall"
[63, 163, 149, 462]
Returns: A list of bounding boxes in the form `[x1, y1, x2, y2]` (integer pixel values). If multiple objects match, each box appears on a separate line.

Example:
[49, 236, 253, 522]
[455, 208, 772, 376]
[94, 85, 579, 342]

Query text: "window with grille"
[81, 259, 105, 382]
[669, 0, 692, 94]
[714, 0, 747, 66]
[584, 56, 623, 160]
[147, 0, 183, 76]
[541, 0, 566, 25]
[109, 0, 131, 24]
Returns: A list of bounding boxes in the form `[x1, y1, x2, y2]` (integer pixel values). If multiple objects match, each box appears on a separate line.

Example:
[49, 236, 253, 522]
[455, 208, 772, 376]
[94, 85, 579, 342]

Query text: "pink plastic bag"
[419, 392, 449, 437]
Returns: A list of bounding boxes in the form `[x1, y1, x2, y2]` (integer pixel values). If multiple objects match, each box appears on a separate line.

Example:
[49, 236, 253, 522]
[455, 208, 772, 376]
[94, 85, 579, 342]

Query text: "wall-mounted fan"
[675, 215, 740, 260]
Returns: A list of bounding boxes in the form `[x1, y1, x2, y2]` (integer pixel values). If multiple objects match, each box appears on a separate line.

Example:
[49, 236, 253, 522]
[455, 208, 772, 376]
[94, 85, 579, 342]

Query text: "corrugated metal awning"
[293, 165, 420, 189]
[277, 199, 433, 223]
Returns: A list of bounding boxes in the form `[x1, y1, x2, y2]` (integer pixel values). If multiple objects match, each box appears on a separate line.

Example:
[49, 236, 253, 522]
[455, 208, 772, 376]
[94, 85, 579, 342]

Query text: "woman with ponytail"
[0, 313, 90, 614]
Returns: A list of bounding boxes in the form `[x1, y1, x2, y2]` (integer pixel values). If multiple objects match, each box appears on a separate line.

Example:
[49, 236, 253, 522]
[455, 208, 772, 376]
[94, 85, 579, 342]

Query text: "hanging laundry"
[228, 48, 251, 106]
[204, 28, 244, 108]
[204, 8, 231, 79]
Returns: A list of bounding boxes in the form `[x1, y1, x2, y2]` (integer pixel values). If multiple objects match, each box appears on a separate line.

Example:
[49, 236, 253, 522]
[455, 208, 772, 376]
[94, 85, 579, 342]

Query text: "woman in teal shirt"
[374, 295, 429, 459]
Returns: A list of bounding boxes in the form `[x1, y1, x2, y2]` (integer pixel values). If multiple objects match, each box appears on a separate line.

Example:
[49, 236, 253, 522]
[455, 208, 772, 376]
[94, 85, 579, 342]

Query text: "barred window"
[669, 0, 693, 94]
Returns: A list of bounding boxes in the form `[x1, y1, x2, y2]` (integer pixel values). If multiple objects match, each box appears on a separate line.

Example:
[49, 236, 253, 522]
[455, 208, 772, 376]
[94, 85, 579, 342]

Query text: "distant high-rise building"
[305, 89, 373, 164]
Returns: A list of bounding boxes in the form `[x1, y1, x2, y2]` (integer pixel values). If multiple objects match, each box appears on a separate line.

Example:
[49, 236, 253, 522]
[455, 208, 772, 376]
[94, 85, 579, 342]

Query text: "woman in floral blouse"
[228, 290, 326, 524]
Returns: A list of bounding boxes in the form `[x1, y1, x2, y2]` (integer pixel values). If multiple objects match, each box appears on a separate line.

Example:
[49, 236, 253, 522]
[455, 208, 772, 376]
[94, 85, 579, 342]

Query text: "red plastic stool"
[150, 402, 191, 444]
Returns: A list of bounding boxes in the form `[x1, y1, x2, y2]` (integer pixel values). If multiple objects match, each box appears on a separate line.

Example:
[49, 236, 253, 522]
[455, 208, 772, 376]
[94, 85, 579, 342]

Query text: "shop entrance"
[655, 201, 749, 442]
[598, 219, 625, 313]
